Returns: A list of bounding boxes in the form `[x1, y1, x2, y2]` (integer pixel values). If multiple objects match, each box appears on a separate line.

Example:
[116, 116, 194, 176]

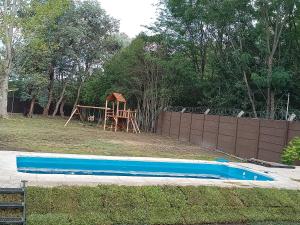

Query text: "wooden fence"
[156, 111, 300, 162]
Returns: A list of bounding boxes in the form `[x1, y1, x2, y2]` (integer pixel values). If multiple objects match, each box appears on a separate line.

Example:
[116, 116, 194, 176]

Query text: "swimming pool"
[16, 156, 273, 181]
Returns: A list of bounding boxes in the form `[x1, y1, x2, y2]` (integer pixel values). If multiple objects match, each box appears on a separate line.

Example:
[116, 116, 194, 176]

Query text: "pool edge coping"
[0, 151, 299, 189]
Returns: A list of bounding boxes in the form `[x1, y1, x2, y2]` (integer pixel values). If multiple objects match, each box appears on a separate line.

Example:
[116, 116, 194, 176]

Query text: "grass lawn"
[0, 114, 232, 161]
[1, 186, 300, 225]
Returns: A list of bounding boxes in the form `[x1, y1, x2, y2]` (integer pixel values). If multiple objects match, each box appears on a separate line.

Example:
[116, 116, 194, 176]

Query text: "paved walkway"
[0, 151, 299, 189]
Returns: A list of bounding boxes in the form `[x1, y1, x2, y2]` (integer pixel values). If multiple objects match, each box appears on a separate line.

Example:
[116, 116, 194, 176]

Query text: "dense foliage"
[282, 137, 300, 165]
[2, 0, 300, 130]
[84, 0, 300, 130]
[149, 0, 300, 118]
[1, 0, 121, 118]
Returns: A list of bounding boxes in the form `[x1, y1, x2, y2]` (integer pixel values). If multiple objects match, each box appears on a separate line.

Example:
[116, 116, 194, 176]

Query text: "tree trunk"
[72, 82, 83, 113]
[59, 98, 66, 118]
[200, 44, 207, 79]
[28, 96, 36, 118]
[270, 91, 275, 119]
[264, 8, 285, 119]
[0, 74, 8, 118]
[52, 83, 67, 117]
[43, 64, 55, 116]
[266, 54, 274, 119]
[243, 72, 257, 118]
[0, 0, 16, 118]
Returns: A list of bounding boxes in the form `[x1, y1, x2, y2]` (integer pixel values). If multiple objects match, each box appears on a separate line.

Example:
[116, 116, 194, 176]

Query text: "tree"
[54, 0, 119, 113]
[20, 0, 70, 116]
[255, 0, 297, 118]
[0, 0, 18, 118]
[6, 0, 300, 122]
[212, 0, 258, 117]
[152, 0, 209, 78]
[0, 0, 70, 117]
[14, 37, 51, 117]
[104, 34, 197, 132]
[14, 0, 119, 117]
[149, 0, 300, 119]
[19, 73, 48, 117]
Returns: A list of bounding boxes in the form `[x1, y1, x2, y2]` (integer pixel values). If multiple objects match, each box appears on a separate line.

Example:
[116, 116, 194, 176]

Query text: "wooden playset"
[64, 92, 140, 133]
[104, 92, 140, 133]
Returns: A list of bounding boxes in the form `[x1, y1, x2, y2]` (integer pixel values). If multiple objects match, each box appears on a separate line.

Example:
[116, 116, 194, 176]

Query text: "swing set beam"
[76, 105, 107, 110]
[64, 105, 108, 127]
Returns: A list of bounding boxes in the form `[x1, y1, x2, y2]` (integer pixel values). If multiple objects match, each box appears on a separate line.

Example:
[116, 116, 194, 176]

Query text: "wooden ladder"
[105, 116, 117, 131]
[130, 118, 141, 134]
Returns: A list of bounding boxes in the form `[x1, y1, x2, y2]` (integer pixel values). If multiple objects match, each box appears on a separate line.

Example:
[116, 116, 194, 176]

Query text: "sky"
[99, 0, 159, 38]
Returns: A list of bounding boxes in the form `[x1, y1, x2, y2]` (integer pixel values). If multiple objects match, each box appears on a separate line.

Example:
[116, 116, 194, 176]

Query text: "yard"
[0, 114, 230, 161]
[2, 0, 300, 224]
[1, 115, 300, 225]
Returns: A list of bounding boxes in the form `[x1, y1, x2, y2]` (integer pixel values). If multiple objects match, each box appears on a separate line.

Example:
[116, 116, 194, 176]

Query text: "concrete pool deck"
[0, 151, 300, 189]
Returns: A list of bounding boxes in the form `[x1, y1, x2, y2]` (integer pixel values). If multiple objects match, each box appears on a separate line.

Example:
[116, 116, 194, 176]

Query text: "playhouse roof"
[106, 92, 126, 103]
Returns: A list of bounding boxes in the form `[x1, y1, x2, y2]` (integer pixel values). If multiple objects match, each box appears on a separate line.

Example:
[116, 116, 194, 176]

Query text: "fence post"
[256, 119, 261, 159]
[285, 121, 290, 146]
[233, 118, 239, 155]
[178, 112, 182, 140]
[168, 112, 172, 137]
[201, 114, 206, 147]
[216, 115, 221, 149]
[160, 112, 163, 135]
[156, 112, 162, 135]
[188, 113, 193, 143]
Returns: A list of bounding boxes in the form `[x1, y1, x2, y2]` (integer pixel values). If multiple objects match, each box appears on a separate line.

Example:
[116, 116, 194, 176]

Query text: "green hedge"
[24, 186, 300, 225]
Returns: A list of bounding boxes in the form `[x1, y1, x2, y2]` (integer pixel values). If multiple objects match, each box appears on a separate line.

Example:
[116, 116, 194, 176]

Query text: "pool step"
[0, 181, 27, 225]
[0, 202, 24, 209]
[0, 217, 24, 225]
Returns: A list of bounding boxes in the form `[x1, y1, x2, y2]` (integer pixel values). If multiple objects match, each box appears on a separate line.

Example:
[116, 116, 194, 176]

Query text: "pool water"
[16, 156, 273, 181]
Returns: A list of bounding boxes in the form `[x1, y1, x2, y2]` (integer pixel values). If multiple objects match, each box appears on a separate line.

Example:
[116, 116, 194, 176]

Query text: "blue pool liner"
[16, 156, 273, 181]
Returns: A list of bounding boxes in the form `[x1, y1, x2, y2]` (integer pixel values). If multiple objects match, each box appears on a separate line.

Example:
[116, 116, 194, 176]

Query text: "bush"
[281, 137, 300, 165]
